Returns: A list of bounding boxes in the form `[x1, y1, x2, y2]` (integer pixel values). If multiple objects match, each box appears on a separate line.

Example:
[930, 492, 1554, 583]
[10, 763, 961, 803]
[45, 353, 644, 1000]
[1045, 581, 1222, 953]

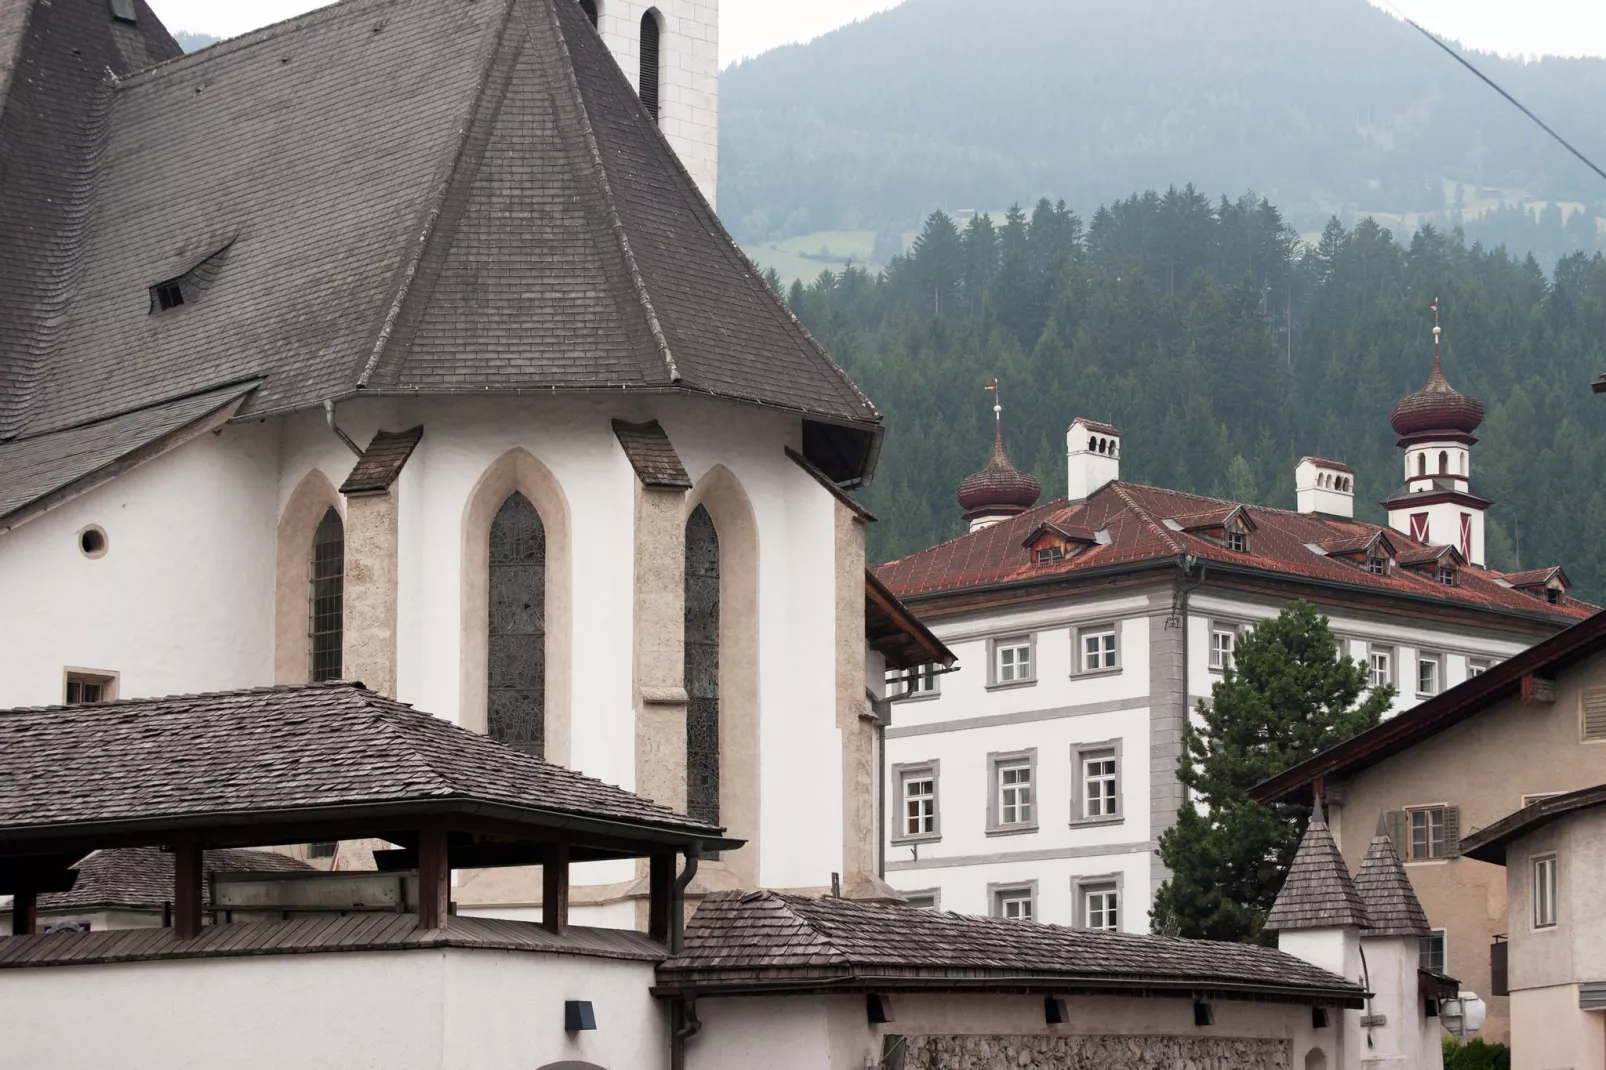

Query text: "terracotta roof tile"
[875, 482, 1592, 623]
[657, 891, 1363, 1004]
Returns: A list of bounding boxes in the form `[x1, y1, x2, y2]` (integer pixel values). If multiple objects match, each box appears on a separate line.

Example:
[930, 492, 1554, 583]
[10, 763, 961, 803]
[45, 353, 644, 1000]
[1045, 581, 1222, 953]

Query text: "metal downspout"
[668, 845, 703, 1070]
[324, 399, 363, 458]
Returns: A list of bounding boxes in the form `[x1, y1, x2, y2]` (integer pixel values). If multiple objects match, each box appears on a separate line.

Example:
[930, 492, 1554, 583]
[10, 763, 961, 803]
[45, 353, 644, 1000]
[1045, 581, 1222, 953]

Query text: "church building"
[875, 331, 1587, 933]
[0, 0, 893, 919]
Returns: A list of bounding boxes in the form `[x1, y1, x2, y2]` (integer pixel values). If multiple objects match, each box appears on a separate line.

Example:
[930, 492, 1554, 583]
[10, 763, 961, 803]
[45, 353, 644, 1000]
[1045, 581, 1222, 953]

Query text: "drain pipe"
[669, 843, 704, 1070]
[324, 399, 364, 458]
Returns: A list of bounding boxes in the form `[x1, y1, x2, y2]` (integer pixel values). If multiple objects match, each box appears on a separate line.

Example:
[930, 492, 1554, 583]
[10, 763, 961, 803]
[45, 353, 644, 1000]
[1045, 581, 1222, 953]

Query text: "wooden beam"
[172, 842, 204, 940]
[649, 852, 674, 943]
[417, 827, 450, 931]
[542, 843, 570, 936]
[10, 890, 36, 936]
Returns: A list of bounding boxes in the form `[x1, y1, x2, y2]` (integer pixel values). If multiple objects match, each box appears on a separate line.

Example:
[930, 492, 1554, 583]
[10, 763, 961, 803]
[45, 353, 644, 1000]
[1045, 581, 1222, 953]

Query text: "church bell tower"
[1385, 301, 1490, 566]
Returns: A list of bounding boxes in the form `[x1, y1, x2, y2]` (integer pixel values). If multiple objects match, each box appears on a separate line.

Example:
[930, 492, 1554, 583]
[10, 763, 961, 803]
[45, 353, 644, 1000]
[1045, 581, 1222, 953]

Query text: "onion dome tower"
[1385, 300, 1491, 566]
[958, 382, 1041, 532]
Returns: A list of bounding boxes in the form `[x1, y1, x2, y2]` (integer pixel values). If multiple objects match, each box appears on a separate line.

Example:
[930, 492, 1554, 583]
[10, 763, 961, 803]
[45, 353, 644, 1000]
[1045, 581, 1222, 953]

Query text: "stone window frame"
[986, 749, 1039, 837]
[1070, 738, 1124, 827]
[902, 887, 941, 910]
[62, 667, 119, 705]
[988, 879, 1038, 922]
[1466, 657, 1491, 679]
[1367, 643, 1396, 690]
[1533, 853, 1559, 930]
[887, 662, 942, 702]
[1208, 619, 1246, 673]
[892, 760, 941, 845]
[1074, 872, 1124, 931]
[987, 634, 1037, 690]
[1416, 650, 1443, 697]
[1074, 621, 1121, 677]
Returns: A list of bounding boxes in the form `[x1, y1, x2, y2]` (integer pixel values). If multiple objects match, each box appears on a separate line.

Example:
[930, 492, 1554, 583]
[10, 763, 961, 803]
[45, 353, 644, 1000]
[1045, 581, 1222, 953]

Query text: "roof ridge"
[356, 0, 519, 388]
[1110, 482, 1184, 555]
[544, 0, 678, 384]
[0, 679, 362, 716]
[355, 691, 461, 798]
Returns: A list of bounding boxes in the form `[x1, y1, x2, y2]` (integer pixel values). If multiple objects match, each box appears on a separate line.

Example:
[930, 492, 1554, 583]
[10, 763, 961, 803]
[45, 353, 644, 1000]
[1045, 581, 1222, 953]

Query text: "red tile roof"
[874, 482, 1590, 622]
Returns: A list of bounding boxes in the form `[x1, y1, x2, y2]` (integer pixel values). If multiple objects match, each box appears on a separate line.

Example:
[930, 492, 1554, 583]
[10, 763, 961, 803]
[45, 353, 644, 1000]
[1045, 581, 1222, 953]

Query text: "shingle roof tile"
[1354, 833, 1430, 938]
[37, 847, 313, 913]
[1265, 818, 1368, 933]
[339, 427, 424, 495]
[612, 420, 691, 489]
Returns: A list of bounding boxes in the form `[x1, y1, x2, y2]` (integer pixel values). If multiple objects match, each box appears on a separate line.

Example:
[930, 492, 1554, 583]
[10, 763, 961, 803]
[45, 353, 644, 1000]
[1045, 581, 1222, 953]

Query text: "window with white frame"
[1467, 658, 1490, 679]
[1534, 855, 1558, 928]
[1368, 645, 1393, 689]
[1081, 751, 1119, 819]
[1084, 886, 1119, 931]
[1224, 529, 1247, 553]
[994, 637, 1033, 684]
[992, 885, 1035, 921]
[1419, 930, 1446, 973]
[999, 762, 1033, 825]
[903, 890, 939, 910]
[1079, 625, 1118, 672]
[894, 763, 940, 842]
[1209, 625, 1237, 671]
[1417, 653, 1441, 696]
[1409, 807, 1447, 860]
[888, 663, 940, 698]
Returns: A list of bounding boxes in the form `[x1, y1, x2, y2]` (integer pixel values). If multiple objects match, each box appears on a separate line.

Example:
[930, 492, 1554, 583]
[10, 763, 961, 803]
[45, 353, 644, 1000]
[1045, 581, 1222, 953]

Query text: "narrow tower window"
[308, 507, 344, 682]
[578, 0, 598, 26]
[488, 493, 546, 757]
[1439, 450, 1448, 474]
[639, 10, 662, 122]
[1416, 453, 1426, 477]
[685, 505, 720, 825]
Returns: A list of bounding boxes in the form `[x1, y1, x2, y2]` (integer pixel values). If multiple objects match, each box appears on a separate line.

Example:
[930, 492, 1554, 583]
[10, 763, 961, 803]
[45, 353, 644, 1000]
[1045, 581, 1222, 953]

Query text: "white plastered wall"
[0, 421, 280, 708]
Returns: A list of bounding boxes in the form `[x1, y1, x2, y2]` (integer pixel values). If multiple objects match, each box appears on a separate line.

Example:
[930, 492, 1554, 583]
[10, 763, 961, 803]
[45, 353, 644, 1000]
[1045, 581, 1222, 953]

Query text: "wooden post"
[10, 890, 37, 937]
[417, 827, 450, 931]
[542, 843, 570, 936]
[172, 842, 204, 940]
[648, 852, 674, 943]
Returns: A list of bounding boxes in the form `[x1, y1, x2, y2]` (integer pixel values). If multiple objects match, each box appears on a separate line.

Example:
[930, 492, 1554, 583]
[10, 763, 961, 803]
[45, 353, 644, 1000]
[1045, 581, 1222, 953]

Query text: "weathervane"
[1431, 297, 1443, 374]
[985, 378, 1003, 448]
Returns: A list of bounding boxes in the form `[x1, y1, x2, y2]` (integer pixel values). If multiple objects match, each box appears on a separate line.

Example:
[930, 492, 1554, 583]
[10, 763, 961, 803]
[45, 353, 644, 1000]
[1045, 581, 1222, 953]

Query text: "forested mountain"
[784, 190, 1606, 599]
[722, 0, 1606, 253]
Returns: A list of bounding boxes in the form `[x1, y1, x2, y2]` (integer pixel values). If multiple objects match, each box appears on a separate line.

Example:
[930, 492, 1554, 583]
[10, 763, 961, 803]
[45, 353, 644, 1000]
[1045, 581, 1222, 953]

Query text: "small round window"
[78, 525, 108, 559]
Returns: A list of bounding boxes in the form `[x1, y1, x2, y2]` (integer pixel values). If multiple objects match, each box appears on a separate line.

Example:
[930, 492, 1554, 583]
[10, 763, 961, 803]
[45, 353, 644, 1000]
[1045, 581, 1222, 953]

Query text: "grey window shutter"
[1443, 806, 1461, 858]
[1583, 687, 1606, 742]
[1386, 810, 1408, 859]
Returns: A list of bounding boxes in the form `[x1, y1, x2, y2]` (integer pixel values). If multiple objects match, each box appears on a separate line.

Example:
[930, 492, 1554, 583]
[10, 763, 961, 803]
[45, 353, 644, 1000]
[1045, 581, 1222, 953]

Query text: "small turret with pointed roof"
[957, 380, 1041, 531]
[1265, 798, 1369, 932]
[1355, 813, 1431, 938]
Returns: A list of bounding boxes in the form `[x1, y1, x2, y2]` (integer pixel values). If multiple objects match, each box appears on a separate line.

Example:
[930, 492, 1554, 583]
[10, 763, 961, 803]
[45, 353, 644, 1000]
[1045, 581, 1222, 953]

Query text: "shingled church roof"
[0, 0, 879, 510]
[1264, 807, 1369, 933]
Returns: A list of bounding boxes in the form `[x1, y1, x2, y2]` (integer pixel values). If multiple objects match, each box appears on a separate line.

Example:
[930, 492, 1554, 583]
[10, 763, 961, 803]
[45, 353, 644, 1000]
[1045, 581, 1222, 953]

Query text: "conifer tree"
[1151, 601, 1393, 944]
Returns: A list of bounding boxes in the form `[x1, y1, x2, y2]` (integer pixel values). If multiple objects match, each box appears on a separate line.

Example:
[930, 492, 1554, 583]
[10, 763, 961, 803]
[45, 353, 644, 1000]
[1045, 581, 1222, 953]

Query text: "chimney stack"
[1295, 457, 1355, 519]
[1067, 419, 1120, 502]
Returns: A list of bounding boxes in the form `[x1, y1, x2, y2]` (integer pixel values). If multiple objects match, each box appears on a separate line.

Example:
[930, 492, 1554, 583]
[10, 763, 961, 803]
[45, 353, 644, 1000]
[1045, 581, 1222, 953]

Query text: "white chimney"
[1295, 457, 1355, 519]
[1067, 418, 1120, 502]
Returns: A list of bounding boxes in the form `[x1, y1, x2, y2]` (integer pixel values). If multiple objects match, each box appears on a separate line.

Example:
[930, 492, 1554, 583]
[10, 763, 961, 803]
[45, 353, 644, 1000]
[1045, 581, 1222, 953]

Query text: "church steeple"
[1385, 300, 1491, 565]
[957, 381, 1041, 532]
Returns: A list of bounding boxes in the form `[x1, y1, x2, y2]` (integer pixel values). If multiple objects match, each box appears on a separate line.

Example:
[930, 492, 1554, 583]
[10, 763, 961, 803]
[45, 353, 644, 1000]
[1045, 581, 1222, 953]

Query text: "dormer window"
[148, 240, 234, 315]
[1366, 555, 1389, 577]
[1547, 588, 1563, 605]
[1225, 530, 1247, 553]
[153, 280, 185, 310]
[109, 0, 137, 24]
[1437, 565, 1456, 586]
[1036, 546, 1065, 565]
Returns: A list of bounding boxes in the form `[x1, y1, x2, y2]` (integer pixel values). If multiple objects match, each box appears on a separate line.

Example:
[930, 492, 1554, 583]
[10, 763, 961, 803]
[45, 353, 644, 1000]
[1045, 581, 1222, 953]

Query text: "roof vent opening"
[639, 10, 662, 122]
[108, 0, 137, 25]
[153, 281, 185, 311]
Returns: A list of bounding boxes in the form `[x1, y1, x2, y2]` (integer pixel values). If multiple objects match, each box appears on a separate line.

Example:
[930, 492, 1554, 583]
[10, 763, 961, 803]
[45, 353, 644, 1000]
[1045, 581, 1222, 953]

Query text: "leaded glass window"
[309, 507, 344, 682]
[685, 505, 720, 826]
[488, 493, 546, 757]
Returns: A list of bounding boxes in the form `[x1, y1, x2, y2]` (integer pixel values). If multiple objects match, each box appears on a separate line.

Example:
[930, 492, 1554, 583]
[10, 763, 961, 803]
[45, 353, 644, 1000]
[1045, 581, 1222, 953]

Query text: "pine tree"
[1151, 601, 1394, 944]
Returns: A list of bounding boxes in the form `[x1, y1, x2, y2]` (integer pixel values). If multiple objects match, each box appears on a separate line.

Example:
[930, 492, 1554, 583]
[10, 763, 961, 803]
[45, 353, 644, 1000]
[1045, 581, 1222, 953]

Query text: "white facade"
[1386, 434, 1486, 567]
[1295, 457, 1355, 519]
[1066, 418, 1120, 503]
[0, 392, 853, 913]
[596, 0, 719, 205]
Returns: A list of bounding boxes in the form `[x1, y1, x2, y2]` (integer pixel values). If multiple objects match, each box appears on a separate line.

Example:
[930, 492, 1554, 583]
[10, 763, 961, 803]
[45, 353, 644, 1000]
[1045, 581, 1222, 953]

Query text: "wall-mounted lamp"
[564, 1001, 597, 1032]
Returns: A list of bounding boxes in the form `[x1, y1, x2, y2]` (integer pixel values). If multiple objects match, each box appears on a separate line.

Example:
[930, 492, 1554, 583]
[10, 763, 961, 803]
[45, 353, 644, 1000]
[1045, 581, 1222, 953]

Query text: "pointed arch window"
[309, 507, 344, 682]
[639, 10, 662, 122]
[684, 505, 720, 825]
[488, 493, 546, 757]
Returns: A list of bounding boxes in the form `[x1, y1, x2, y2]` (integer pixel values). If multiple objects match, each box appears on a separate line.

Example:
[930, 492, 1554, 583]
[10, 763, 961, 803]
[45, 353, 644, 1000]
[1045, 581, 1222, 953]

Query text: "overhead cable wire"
[1381, 0, 1606, 187]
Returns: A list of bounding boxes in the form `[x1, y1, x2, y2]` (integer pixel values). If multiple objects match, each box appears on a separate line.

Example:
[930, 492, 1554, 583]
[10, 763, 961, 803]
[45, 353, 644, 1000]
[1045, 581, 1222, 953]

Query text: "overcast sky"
[149, 0, 1606, 64]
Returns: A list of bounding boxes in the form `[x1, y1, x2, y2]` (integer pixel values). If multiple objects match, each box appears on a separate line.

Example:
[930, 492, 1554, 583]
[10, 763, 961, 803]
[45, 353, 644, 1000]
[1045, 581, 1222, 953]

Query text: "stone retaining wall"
[895, 1034, 1291, 1070]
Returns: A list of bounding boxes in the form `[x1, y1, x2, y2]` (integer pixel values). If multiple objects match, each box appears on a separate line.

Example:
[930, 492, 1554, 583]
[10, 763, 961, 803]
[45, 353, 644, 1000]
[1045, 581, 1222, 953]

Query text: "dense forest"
[777, 188, 1606, 599]
[722, 0, 1606, 251]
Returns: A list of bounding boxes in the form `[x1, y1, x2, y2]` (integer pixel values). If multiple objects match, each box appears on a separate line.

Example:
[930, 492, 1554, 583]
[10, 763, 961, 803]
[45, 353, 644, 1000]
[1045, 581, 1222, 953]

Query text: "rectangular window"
[307, 842, 337, 859]
[1417, 653, 1441, 696]
[1368, 646, 1394, 689]
[988, 750, 1038, 833]
[1084, 888, 1119, 931]
[1225, 530, 1247, 553]
[1083, 754, 1118, 818]
[1534, 855, 1558, 928]
[1419, 930, 1446, 973]
[1079, 625, 1118, 673]
[993, 637, 1034, 685]
[1581, 687, 1606, 742]
[888, 663, 940, 698]
[1366, 555, 1389, 576]
[1437, 565, 1457, 586]
[64, 669, 117, 706]
[903, 889, 940, 910]
[893, 762, 940, 843]
[1409, 807, 1446, 860]
[1209, 625, 1236, 671]
[1036, 546, 1065, 564]
[1467, 658, 1489, 679]
[992, 885, 1035, 921]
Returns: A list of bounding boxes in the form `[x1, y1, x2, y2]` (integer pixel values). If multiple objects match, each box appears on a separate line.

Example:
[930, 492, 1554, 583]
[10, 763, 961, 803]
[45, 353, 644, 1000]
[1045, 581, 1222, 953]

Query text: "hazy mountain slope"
[720, 0, 1606, 242]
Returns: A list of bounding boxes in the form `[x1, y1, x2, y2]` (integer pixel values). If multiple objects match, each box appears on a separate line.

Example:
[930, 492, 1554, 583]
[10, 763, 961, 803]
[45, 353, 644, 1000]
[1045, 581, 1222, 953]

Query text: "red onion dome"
[958, 433, 1042, 519]
[1390, 353, 1484, 438]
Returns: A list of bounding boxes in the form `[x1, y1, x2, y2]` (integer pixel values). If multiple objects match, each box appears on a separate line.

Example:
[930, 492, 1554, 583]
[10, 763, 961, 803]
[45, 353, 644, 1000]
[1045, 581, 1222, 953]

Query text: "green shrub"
[1442, 1037, 1511, 1070]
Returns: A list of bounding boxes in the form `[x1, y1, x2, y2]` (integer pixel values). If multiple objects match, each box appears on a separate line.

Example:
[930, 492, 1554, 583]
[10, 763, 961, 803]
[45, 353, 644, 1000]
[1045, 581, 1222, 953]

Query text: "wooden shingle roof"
[1354, 830, 1430, 939]
[1264, 816, 1368, 933]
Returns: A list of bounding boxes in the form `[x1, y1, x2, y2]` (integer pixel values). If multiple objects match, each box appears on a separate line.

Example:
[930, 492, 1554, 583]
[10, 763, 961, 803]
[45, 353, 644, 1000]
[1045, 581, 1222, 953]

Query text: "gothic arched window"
[1417, 452, 1426, 477]
[684, 505, 720, 825]
[639, 10, 662, 122]
[309, 507, 344, 682]
[1439, 450, 1449, 474]
[578, 0, 598, 26]
[488, 493, 546, 757]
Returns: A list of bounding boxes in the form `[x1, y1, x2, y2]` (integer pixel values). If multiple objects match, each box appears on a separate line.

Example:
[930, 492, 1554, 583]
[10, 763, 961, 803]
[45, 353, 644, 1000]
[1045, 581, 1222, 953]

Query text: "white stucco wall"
[1509, 984, 1606, 1070]
[0, 421, 279, 708]
[0, 948, 664, 1069]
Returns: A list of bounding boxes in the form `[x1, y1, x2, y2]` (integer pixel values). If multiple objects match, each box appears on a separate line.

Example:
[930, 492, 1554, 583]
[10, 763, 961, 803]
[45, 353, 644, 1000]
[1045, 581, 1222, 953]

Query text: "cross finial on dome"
[986, 378, 1003, 450]
[1431, 297, 1443, 376]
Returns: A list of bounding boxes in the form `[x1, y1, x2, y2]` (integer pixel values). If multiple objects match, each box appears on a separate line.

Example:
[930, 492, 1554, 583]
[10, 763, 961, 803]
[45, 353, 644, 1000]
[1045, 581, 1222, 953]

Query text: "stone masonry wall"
[897, 1034, 1291, 1070]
